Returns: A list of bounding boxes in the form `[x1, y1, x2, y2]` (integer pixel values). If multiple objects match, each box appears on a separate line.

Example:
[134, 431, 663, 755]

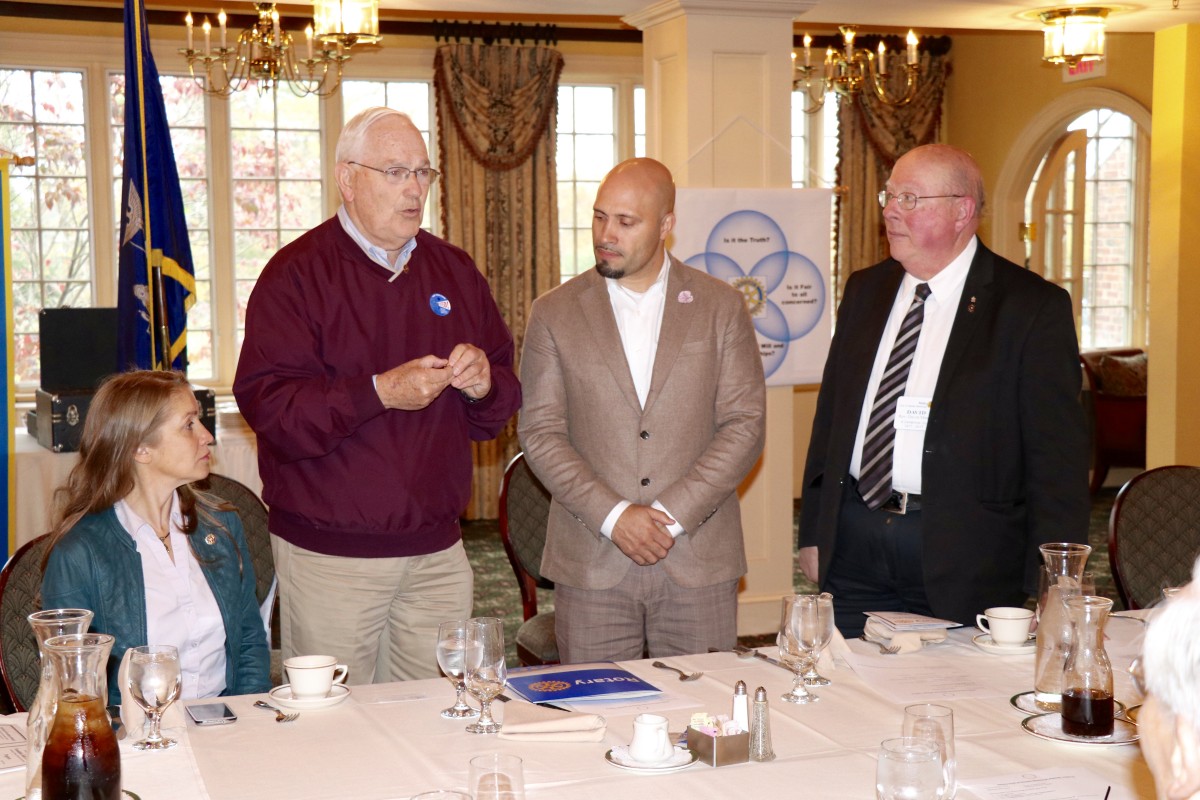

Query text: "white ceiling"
[385, 0, 1200, 34]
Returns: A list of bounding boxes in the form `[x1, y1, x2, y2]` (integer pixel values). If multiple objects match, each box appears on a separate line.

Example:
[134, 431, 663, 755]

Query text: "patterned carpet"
[462, 487, 1121, 662]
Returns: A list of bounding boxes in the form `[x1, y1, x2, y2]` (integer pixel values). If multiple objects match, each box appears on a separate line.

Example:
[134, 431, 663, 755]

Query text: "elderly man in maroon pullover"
[234, 107, 520, 683]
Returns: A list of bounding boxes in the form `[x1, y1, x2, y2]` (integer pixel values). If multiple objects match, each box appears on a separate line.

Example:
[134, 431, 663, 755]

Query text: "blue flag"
[117, 0, 195, 372]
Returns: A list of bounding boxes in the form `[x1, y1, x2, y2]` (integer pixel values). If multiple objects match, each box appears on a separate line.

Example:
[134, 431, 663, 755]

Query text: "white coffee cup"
[284, 654, 348, 699]
[628, 713, 674, 764]
[975, 607, 1034, 646]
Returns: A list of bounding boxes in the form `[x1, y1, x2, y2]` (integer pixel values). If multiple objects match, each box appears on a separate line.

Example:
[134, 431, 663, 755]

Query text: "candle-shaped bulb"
[878, 41, 887, 73]
[803, 34, 812, 68]
[907, 30, 919, 65]
[843, 28, 855, 62]
[202, 17, 211, 55]
[272, 9, 281, 48]
[185, 12, 194, 51]
[305, 24, 314, 61]
[218, 10, 227, 50]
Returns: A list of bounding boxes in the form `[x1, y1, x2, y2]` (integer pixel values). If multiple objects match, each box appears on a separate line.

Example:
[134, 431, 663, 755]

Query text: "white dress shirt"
[849, 236, 976, 494]
[598, 253, 685, 539]
[117, 494, 228, 699]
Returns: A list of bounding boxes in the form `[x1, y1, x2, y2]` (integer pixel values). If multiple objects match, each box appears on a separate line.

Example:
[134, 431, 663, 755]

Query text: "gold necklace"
[155, 528, 171, 553]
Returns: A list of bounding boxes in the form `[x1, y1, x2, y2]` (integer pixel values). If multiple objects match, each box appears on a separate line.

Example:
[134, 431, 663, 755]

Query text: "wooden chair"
[498, 452, 558, 666]
[0, 534, 54, 712]
[1080, 348, 1147, 493]
[1108, 465, 1200, 609]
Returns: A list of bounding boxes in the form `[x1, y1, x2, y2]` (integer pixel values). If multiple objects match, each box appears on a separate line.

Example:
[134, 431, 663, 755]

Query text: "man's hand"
[375, 355, 454, 410]
[798, 546, 819, 583]
[447, 343, 492, 401]
[610, 505, 676, 566]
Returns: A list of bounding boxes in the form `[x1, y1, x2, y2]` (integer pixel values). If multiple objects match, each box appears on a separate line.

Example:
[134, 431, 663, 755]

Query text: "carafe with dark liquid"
[1060, 595, 1114, 738]
[41, 633, 121, 800]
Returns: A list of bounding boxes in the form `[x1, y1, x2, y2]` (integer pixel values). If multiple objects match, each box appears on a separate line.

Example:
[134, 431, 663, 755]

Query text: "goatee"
[595, 261, 624, 280]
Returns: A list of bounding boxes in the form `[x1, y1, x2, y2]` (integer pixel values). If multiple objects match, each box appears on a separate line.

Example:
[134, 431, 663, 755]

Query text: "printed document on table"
[959, 766, 1135, 799]
[844, 649, 1000, 703]
[0, 723, 26, 772]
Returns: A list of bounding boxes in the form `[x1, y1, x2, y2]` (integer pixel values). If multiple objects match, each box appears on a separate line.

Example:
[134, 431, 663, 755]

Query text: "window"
[109, 73, 213, 378]
[1, 68, 91, 385]
[791, 91, 838, 190]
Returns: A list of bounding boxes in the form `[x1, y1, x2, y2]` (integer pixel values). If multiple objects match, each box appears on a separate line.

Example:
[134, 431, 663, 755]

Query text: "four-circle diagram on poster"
[683, 209, 826, 379]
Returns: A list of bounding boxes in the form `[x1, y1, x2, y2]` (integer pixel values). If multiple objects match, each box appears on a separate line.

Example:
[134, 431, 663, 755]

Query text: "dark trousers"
[824, 481, 933, 637]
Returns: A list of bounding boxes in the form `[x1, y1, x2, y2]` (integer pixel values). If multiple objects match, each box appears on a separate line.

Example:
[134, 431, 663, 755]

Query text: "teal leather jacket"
[41, 504, 271, 705]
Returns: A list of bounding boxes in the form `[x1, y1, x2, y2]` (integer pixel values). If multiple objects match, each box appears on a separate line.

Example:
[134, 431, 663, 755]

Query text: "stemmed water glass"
[778, 595, 816, 704]
[436, 620, 480, 719]
[464, 617, 507, 735]
[796, 592, 835, 686]
[127, 645, 182, 751]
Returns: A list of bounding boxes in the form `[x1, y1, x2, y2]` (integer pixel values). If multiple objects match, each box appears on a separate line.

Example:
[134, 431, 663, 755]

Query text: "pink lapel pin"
[677, 290, 693, 304]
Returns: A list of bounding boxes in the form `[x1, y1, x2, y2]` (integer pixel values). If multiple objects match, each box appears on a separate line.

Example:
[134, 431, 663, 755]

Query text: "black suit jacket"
[799, 241, 1090, 624]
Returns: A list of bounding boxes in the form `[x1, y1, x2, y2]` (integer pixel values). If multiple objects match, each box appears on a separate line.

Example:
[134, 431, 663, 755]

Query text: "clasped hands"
[375, 343, 491, 410]
[611, 504, 676, 566]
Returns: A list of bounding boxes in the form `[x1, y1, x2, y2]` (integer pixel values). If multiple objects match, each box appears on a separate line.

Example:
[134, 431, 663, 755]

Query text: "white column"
[625, 0, 815, 635]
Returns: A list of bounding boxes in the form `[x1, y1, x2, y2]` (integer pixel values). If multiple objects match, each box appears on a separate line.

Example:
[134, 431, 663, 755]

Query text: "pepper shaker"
[750, 685, 776, 761]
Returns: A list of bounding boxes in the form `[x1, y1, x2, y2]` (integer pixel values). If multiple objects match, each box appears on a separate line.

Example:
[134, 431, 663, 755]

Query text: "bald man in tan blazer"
[519, 158, 766, 663]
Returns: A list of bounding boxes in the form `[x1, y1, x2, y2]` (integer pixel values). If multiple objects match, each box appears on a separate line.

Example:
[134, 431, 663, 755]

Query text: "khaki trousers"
[271, 536, 473, 684]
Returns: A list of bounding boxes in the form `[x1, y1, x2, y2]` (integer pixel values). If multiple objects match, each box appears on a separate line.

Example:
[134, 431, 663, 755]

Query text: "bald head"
[592, 158, 677, 292]
[898, 144, 985, 219]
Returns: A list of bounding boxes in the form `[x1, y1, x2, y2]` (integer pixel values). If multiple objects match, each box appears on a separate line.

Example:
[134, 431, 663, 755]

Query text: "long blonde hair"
[42, 370, 231, 568]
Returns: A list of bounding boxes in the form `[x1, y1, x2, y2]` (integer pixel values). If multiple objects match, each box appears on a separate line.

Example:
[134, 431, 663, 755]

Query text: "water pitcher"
[1061, 595, 1115, 738]
[41, 633, 121, 800]
[24, 609, 93, 800]
[1033, 542, 1091, 710]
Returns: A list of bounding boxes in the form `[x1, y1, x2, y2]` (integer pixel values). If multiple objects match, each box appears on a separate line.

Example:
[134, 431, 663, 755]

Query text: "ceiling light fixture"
[792, 26, 922, 114]
[180, 1, 381, 97]
[1039, 7, 1109, 66]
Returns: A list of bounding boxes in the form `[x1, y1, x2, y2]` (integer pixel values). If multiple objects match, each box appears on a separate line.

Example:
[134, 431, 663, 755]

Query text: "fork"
[253, 700, 299, 723]
[858, 635, 901, 655]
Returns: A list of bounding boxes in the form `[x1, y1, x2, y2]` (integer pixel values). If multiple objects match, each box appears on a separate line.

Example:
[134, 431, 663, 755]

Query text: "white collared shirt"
[116, 494, 227, 700]
[337, 205, 417, 276]
[849, 236, 977, 494]
[599, 253, 684, 539]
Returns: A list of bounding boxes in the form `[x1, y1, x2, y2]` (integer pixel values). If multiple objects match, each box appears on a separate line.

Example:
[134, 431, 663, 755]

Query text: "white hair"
[335, 107, 416, 164]
[1142, 555, 1200, 723]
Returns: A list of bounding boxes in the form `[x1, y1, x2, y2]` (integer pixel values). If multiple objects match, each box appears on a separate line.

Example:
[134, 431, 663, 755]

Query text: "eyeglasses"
[348, 161, 440, 185]
[1129, 655, 1146, 696]
[877, 190, 964, 211]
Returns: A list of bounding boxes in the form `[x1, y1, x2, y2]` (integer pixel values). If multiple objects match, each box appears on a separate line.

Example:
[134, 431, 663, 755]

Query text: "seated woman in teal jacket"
[41, 370, 270, 706]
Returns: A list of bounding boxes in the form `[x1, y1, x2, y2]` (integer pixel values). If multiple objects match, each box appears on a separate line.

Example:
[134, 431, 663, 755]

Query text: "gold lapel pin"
[204, 533, 216, 545]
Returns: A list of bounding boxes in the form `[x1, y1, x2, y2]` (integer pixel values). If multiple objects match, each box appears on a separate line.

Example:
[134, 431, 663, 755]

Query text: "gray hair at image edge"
[1142, 555, 1200, 723]
[335, 107, 418, 164]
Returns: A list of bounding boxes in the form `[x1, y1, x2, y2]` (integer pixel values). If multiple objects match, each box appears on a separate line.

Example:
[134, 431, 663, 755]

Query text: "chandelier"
[180, 1, 381, 98]
[1040, 7, 1109, 66]
[792, 26, 921, 114]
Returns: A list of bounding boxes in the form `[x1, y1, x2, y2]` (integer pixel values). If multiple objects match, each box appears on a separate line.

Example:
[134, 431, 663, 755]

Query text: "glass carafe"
[41, 633, 121, 800]
[1061, 595, 1114, 738]
[1033, 542, 1091, 710]
[25, 609, 94, 800]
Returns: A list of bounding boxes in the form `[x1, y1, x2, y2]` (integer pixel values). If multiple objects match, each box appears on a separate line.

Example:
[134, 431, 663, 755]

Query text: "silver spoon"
[253, 700, 299, 723]
[651, 660, 703, 681]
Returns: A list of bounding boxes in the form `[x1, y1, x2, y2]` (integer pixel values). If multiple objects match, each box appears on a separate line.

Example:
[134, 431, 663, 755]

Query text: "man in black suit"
[798, 144, 1090, 636]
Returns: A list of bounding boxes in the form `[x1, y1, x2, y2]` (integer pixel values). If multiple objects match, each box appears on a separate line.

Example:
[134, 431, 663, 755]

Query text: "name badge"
[894, 396, 932, 431]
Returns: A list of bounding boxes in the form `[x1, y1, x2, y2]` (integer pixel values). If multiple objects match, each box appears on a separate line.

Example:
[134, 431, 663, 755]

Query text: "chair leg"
[1089, 456, 1108, 495]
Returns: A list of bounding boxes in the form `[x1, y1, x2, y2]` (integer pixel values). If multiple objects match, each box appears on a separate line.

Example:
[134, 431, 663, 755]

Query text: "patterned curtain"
[434, 43, 564, 519]
[835, 41, 951, 301]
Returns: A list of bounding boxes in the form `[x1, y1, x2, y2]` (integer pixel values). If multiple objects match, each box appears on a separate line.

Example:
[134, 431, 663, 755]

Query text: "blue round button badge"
[429, 293, 451, 317]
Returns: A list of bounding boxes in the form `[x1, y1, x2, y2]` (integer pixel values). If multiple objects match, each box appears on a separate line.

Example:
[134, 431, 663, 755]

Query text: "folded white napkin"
[820, 626, 853, 669]
[863, 619, 947, 654]
[118, 648, 186, 736]
[496, 700, 606, 743]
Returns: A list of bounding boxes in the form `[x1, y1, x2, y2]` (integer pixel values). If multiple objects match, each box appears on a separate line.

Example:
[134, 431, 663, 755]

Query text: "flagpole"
[132, 0, 163, 370]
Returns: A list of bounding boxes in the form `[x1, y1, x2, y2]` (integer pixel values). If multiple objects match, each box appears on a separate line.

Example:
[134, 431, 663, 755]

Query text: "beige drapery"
[835, 43, 951, 301]
[434, 43, 564, 519]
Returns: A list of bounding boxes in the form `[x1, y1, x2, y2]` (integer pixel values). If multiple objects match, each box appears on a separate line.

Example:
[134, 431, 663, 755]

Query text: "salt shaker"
[732, 680, 749, 732]
[750, 685, 776, 761]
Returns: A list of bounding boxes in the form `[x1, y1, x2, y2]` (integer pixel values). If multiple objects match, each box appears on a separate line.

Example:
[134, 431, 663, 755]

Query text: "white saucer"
[604, 746, 699, 773]
[1010, 690, 1126, 717]
[1020, 712, 1139, 746]
[972, 633, 1036, 655]
[268, 683, 351, 710]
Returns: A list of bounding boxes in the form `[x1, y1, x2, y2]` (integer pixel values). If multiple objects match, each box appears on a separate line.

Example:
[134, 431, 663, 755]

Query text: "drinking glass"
[435, 620, 479, 719]
[127, 645, 182, 751]
[777, 596, 816, 704]
[469, 753, 525, 800]
[464, 617, 507, 735]
[876, 737, 945, 800]
[796, 592, 835, 686]
[903, 704, 956, 799]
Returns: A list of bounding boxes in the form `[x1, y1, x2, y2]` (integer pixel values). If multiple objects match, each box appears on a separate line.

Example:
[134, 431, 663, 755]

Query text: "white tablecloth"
[10, 426, 260, 551]
[0, 624, 1156, 799]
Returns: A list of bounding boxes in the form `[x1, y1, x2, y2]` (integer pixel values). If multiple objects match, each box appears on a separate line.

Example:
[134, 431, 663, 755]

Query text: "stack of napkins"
[497, 701, 606, 743]
[863, 612, 961, 654]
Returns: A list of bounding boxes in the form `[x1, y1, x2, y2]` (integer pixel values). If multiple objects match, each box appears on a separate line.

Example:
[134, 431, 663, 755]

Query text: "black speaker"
[38, 307, 119, 391]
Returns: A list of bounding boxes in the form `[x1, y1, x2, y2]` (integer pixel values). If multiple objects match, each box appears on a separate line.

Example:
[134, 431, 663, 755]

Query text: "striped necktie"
[858, 282, 931, 511]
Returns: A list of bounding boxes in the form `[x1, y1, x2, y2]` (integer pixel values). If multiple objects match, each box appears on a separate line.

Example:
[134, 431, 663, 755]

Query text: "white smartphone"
[186, 702, 238, 726]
